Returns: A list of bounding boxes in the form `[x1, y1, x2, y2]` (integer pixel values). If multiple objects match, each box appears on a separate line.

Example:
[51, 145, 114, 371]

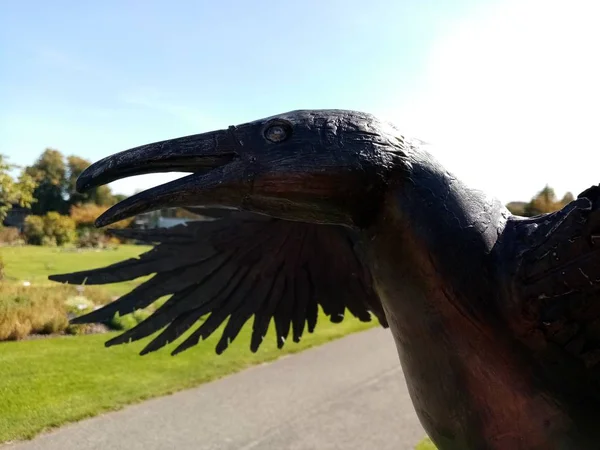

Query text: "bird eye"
[264, 123, 290, 143]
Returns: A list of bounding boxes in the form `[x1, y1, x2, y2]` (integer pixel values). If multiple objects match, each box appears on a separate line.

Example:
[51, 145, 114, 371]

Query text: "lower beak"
[77, 128, 246, 227]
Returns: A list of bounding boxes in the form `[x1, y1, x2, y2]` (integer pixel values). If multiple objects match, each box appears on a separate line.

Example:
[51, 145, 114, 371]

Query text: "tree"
[0, 154, 37, 223]
[506, 201, 527, 216]
[66, 156, 89, 206]
[69, 203, 107, 226]
[522, 185, 575, 216]
[26, 149, 68, 215]
[23, 213, 76, 246]
[67, 156, 115, 206]
[94, 185, 116, 206]
[70, 203, 132, 229]
[561, 192, 575, 204]
[113, 193, 127, 203]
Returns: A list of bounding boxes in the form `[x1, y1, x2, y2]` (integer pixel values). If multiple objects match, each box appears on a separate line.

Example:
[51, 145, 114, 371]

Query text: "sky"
[1, 0, 599, 204]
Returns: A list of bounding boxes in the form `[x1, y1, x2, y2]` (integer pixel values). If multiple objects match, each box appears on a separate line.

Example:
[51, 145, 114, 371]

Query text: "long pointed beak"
[77, 130, 238, 191]
[77, 128, 249, 227]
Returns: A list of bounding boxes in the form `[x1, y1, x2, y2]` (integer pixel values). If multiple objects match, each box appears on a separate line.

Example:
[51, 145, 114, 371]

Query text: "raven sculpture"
[51, 110, 600, 449]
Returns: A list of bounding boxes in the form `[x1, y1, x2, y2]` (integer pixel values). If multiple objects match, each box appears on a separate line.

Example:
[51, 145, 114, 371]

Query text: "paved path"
[3, 328, 425, 450]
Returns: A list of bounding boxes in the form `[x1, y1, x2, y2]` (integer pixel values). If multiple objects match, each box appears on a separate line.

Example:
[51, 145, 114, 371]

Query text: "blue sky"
[2, 0, 599, 203]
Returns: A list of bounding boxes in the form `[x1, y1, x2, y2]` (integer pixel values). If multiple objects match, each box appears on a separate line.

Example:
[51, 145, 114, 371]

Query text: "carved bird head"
[78, 110, 412, 228]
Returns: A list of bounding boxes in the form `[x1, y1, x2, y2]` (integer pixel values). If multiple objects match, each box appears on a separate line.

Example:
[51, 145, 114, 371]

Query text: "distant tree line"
[506, 185, 575, 217]
[0, 149, 130, 247]
[23, 148, 126, 215]
[0, 155, 36, 223]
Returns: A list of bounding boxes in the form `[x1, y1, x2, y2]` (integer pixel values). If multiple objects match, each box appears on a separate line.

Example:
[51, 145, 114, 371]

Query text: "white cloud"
[383, 0, 600, 203]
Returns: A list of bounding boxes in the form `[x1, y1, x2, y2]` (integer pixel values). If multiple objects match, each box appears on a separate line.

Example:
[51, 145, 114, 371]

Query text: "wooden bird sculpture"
[51, 110, 600, 449]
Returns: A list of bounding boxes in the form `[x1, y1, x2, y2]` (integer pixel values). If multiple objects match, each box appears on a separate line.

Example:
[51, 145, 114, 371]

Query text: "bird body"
[362, 148, 574, 449]
[51, 110, 600, 449]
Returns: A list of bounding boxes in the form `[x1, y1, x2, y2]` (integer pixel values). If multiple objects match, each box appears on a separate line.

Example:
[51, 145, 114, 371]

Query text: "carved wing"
[50, 211, 387, 356]
[513, 185, 600, 380]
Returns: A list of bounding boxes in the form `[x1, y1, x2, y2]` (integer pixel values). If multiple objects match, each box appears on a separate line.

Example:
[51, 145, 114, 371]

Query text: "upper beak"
[78, 127, 247, 227]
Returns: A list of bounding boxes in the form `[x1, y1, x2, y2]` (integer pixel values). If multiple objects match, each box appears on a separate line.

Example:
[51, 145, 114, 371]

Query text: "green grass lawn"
[0, 245, 151, 296]
[0, 245, 379, 443]
[415, 437, 436, 449]
[0, 316, 376, 443]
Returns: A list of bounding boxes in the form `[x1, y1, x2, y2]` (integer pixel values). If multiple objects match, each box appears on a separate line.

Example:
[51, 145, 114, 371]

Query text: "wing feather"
[515, 185, 600, 383]
[292, 267, 311, 342]
[50, 211, 387, 355]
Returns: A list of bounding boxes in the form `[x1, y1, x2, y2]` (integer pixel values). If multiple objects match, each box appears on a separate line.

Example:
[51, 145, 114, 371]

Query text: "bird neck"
[369, 146, 511, 317]
[362, 150, 565, 449]
[363, 147, 513, 362]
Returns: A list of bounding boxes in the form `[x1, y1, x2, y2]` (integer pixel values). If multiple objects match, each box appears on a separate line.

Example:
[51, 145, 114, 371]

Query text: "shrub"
[0, 227, 23, 245]
[108, 309, 151, 331]
[76, 228, 110, 248]
[0, 282, 113, 340]
[133, 309, 151, 322]
[70, 203, 133, 229]
[108, 312, 138, 331]
[70, 203, 133, 247]
[23, 213, 76, 246]
[64, 295, 96, 316]
[70, 203, 107, 227]
[79, 286, 114, 306]
[65, 323, 101, 335]
[23, 215, 45, 245]
[41, 235, 57, 247]
[43, 212, 76, 246]
[0, 284, 69, 340]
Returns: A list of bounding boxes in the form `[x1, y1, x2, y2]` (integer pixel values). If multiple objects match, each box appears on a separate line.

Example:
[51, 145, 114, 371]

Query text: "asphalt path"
[3, 328, 426, 450]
